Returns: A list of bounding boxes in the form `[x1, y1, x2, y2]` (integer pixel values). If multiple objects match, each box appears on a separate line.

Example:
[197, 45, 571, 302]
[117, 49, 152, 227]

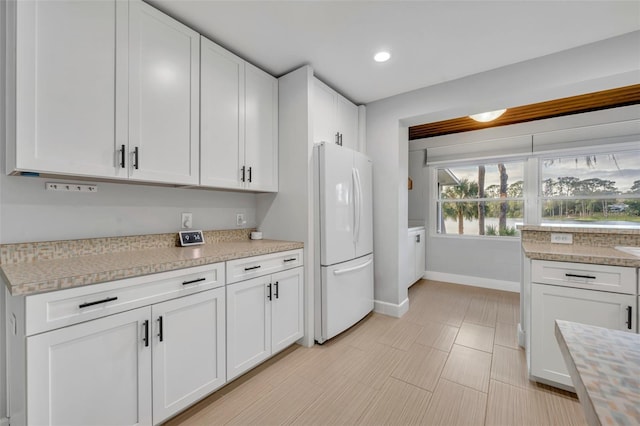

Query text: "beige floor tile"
[422, 379, 487, 426]
[485, 379, 548, 426]
[164, 370, 274, 425]
[490, 345, 535, 390]
[341, 313, 396, 351]
[456, 322, 495, 353]
[415, 320, 459, 352]
[377, 319, 423, 351]
[441, 344, 492, 392]
[537, 385, 587, 425]
[293, 375, 378, 425]
[357, 377, 432, 425]
[496, 294, 520, 324]
[465, 297, 498, 327]
[391, 343, 448, 391]
[351, 342, 405, 390]
[494, 321, 519, 349]
[299, 343, 365, 388]
[226, 375, 323, 425]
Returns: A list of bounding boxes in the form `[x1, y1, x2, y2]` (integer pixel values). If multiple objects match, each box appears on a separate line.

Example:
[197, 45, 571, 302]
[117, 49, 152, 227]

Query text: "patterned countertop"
[1, 239, 303, 296]
[555, 320, 640, 426]
[521, 242, 640, 267]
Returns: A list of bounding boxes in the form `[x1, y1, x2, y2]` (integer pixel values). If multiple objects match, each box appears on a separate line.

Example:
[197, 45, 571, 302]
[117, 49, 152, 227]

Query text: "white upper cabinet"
[200, 37, 278, 192]
[10, 0, 126, 178]
[9, 0, 200, 186]
[244, 63, 278, 192]
[128, 0, 200, 185]
[313, 78, 360, 152]
[200, 38, 245, 189]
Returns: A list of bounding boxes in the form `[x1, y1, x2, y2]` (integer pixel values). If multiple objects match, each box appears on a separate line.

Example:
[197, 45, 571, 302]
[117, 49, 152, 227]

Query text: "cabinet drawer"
[226, 249, 303, 284]
[25, 263, 224, 335]
[531, 260, 636, 294]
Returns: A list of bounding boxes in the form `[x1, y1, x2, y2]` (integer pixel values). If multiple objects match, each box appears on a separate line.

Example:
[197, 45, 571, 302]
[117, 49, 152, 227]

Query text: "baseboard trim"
[374, 297, 409, 318]
[424, 271, 520, 293]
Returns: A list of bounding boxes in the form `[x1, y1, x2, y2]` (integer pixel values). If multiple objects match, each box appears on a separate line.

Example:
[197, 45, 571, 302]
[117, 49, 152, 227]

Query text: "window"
[540, 149, 640, 227]
[436, 161, 524, 237]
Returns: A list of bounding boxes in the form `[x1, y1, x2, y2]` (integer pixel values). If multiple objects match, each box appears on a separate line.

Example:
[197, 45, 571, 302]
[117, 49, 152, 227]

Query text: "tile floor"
[166, 279, 587, 425]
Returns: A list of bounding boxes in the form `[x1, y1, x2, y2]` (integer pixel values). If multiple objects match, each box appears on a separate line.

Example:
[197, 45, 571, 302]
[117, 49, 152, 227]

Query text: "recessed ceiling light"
[374, 51, 390, 62]
[469, 109, 507, 122]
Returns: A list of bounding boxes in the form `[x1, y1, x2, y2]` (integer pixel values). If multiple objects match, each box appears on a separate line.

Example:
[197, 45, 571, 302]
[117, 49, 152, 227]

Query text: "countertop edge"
[3, 240, 304, 297]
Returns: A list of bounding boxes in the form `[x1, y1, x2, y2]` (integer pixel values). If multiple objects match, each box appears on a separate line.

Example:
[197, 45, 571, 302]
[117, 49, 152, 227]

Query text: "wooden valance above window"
[409, 84, 640, 140]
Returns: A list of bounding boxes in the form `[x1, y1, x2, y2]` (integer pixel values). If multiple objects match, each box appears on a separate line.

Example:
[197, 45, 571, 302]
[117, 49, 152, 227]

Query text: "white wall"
[0, 175, 257, 243]
[366, 31, 640, 313]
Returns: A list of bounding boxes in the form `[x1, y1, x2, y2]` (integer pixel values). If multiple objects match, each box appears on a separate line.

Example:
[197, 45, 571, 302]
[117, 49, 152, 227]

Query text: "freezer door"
[319, 254, 374, 342]
[354, 151, 373, 258]
[319, 143, 356, 265]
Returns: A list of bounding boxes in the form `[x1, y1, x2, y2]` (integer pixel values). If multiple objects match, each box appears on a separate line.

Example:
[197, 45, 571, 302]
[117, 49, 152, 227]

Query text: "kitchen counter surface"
[555, 320, 640, 426]
[521, 241, 640, 267]
[2, 239, 303, 296]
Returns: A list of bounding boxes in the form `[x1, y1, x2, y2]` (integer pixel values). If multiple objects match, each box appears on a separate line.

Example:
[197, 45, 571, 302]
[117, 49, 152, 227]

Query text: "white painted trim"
[374, 297, 409, 318]
[424, 271, 520, 293]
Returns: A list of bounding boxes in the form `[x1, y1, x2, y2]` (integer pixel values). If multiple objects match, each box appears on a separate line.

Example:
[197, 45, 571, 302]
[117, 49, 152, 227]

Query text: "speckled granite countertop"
[555, 320, 640, 426]
[520, 225, 640, 267]
[521, 242, 640, 267]
[1, 237, 303, 296]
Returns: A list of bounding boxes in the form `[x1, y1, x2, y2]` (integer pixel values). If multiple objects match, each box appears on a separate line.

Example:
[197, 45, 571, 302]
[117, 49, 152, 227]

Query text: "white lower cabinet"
[151, 288, 226, 423]
[531, 281, 636, 388]
[227, 266, 304, 380]
[407, 227, 426, 288]
[27, 307, 153, 426]
[7, 264, 227, 426]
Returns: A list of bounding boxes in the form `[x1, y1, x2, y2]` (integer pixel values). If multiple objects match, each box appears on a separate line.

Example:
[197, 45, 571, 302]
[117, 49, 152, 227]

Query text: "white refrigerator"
[314, 142, 374, 344]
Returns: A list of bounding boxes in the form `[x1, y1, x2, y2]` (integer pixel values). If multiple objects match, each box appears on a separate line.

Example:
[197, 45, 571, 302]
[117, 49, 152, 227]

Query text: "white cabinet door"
[200, 37, 244, 189]
[531, 283, 636, 387]
[226, 276, 272, 380]
[128, 0, 200, 185]
[312, 78, 360, 150]
[415, 230, 426, 282]
[244, 63, 279, 192]
[313, 79, 338, 145]
[336, 94, 359, 151]
[13, 0, 125, 178]
[271, 267, 304, 353]
[27, 307, 152, 426]
[407, 230, 417, 288]
[152, 288, 226, 424]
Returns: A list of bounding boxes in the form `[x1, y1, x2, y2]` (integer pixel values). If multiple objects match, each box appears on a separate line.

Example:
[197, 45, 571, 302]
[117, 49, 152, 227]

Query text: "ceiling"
[148, 1, 640, 105]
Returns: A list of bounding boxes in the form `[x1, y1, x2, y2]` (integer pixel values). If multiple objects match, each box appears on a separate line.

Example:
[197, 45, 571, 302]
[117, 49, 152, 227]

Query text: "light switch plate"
[178, 230, 205, 246]
[550, 233, 573, 244]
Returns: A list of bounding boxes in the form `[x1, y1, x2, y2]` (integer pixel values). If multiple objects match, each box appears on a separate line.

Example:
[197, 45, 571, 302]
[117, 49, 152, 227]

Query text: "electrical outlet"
[236, 213, 245, 227]
[181, 212, 193, 229]
[46, 182, 97, 192]
[551, 233, 573, 244]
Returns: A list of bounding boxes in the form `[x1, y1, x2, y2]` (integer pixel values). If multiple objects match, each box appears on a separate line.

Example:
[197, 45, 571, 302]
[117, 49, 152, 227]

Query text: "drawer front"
[531, 260, 636, 294]
[25, 263, 225, 335]
[226, 249, 303, 284]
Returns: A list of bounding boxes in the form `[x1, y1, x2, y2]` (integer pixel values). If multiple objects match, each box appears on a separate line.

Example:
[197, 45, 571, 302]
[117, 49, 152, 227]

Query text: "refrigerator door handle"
[355, 168, 363, 245]
[333, 258, 373, 276]
[352, 168, 359, 244]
